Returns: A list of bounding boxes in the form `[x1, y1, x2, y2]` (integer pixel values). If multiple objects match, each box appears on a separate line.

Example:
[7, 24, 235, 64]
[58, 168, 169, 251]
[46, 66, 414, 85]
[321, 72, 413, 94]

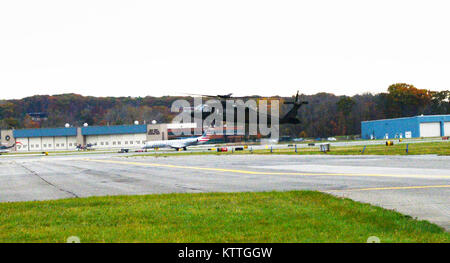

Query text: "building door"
[419, 122, 441, 137]
[444, 122, 450, 136]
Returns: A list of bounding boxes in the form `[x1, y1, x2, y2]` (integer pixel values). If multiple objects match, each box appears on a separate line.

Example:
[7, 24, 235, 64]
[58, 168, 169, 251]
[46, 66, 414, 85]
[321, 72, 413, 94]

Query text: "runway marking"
[83, 159, 450, 179]
[328, 185, 450, 192]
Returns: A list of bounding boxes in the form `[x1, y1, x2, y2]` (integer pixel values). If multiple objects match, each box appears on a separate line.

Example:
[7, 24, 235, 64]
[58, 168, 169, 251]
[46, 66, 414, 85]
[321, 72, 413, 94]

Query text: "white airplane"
[143, 130, 211, 151]
[0, 142, 21, 154]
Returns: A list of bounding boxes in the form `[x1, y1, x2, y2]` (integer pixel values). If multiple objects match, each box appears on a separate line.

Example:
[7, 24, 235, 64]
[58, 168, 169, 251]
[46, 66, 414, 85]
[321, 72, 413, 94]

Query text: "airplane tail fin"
[198, 127, 213, 143]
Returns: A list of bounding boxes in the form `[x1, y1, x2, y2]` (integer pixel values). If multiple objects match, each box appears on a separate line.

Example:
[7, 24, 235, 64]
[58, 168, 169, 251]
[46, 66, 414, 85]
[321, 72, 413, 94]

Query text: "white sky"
[1, 0, 450, 99]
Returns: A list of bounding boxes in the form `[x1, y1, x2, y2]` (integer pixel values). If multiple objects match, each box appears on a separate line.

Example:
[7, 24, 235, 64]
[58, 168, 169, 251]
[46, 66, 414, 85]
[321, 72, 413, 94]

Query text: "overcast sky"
[1, 0, 449, 99]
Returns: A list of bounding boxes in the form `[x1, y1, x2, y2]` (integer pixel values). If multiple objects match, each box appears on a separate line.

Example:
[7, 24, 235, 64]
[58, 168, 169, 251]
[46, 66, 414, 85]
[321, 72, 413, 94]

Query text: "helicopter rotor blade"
[184, 93, 216, 98]
[182, 93, 237, 99]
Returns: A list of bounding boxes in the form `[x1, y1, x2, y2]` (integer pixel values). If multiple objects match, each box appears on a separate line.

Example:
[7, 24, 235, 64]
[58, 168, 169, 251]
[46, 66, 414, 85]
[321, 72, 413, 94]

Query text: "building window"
[48, 144, 52, 147]
[61, 143, 65, 147]
[125, 141, 128, 145]
[43, 144, 47, 148]
[56, 144, 60, 147]
[100, 142, 104, 146]
[130, 141, 133, 145]
[118, 141, 121, 145]
[113, 142, 116, 145]
[69, 143, 73, 147]
[105, 142, 109, 145]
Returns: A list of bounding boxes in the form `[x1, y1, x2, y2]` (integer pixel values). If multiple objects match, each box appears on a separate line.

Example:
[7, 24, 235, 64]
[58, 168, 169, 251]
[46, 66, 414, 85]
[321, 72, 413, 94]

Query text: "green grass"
[0, 191, 448, 243]
[132, 141, 450, 157]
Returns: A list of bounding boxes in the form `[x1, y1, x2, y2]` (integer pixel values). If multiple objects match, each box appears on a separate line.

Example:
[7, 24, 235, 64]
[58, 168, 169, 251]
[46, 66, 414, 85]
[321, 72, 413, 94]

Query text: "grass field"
[133, 141, 450, 157]
[0, 191, 448, 243]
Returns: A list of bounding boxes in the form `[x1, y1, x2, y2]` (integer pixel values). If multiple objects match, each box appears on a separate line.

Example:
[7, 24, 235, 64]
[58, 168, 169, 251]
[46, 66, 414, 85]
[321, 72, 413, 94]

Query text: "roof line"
[362, 114, 450, 123]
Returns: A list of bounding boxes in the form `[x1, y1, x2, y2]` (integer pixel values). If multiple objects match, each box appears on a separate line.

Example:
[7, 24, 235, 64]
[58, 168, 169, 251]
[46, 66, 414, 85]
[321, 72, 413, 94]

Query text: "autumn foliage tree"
[384, 83, 432, 117]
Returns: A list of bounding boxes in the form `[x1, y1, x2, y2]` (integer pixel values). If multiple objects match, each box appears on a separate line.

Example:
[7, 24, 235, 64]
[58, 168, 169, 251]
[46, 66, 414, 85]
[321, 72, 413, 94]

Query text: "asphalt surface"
[0, 153, 449, 230]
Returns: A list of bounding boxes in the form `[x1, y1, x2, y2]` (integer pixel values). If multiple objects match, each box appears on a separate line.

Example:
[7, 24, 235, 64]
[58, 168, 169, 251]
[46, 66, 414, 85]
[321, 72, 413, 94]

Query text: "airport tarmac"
[0, 153, 449, 230]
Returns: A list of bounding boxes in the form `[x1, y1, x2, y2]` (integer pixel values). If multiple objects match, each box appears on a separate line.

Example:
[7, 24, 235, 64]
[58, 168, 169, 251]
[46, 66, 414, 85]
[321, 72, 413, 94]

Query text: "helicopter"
[184, 91, 308, 125]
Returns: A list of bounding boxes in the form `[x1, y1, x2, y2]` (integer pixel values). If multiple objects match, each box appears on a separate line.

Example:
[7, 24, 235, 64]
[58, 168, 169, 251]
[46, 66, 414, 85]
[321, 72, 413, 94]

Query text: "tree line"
[0, 83, 448, 138]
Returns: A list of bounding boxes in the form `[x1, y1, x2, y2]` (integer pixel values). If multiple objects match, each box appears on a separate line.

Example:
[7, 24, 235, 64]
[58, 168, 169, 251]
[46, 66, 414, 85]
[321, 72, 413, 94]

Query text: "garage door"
[444, 122, 450, 136]
[419, 122, 441, 137]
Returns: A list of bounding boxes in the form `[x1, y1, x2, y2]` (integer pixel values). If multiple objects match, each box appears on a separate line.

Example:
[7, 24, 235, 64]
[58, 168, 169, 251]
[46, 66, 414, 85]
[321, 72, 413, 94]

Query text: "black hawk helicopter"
[185, 91, 308, 125]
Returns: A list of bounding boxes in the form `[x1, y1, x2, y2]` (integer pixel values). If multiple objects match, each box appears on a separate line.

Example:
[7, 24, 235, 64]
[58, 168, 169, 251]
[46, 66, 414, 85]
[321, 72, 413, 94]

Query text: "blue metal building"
[2, 124, 153, 152]
[1, 123, 209, 152]
[361, 115, 450, 139]
[81, 125, 147, 136]
[14, 127, 78, 138]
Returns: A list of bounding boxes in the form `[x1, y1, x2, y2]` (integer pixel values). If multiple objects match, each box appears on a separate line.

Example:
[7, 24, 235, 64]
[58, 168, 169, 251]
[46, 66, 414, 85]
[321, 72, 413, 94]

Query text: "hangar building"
[0, 122, 244, 152]
[361, 114, 450, 139]
[0, 123, 185, 152]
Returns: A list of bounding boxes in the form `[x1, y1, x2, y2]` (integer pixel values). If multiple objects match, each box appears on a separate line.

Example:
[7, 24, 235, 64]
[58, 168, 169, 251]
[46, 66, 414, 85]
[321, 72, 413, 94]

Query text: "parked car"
[327, 137, 337, 141]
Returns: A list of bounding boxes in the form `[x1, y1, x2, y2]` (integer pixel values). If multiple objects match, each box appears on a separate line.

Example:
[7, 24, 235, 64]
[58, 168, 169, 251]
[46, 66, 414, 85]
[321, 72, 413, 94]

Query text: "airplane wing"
[169, 143, 186, 149]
